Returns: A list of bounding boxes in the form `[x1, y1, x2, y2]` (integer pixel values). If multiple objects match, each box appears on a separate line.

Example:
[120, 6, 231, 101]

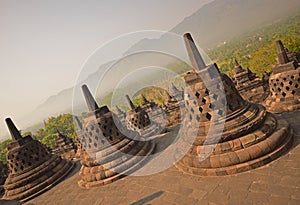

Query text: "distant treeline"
[207, 13, 300, 76]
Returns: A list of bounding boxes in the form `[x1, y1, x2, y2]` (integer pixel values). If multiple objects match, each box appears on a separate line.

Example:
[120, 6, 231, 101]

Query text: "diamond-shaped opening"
[205, 88, 210, 95]
[298, 78, 300, 82]
[190, 108, 194, 113]
[218, 109, 223, 116]
[277, 88, 281, 91]
[295, 84, 299, 88]
[209, 103, 215, 109]
[206, 113, 212, 121]
[273, 83, 276, 86]
[196, 115, 200, 122]
[212, 94, 218, 100]
[202, 98, 207, 104]
[280, 82, 284, 87]
[189, 114, 192, 121]
[199, 107, 203, 113]
[291, 75, 295, 79]
[292, 90, 296, 95]
[282, 92, 286, 97]
[289, 81, 293, 85]
[286, 86, 290, 91]
[276, 79, 279, 82]
[195, 92, 200, 98]
[283, 77, 287, 81]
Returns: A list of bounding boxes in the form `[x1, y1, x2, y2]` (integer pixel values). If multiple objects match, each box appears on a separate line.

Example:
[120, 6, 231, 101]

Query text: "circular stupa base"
[175, 114, 293, 176]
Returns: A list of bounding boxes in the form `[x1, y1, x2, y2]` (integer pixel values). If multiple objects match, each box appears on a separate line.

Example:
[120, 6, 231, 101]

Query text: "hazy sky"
[0, 0, 213, 138]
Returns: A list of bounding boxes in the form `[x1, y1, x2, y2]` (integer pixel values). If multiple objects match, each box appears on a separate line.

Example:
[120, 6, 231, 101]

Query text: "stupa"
[164, 93, 184, 126]
[175, 33, 293, 176]
[140, 94, 166, 126]
[52, 131, 77, 160]
[265, 40, 300, 112]
[231, 59, 268, 103]
[125, 95, 163, 138]
[286, 47, 300, 63]
[78, 85, 155, 188]
[3, 118, 74, 202]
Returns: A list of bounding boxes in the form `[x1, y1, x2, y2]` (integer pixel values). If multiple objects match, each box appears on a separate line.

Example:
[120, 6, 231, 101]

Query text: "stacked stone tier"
[265, 68, 300, 112]
[3, 137, 74, 202]
[78, 110, 155, 188]
[175, 113, 293, 176]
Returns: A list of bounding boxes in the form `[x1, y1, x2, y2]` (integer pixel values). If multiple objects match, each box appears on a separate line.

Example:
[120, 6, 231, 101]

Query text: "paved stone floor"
[6, 111, 300, 205]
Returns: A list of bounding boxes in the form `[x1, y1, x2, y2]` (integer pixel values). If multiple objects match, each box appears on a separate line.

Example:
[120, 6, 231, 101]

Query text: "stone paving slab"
[18, 111, 300, 205]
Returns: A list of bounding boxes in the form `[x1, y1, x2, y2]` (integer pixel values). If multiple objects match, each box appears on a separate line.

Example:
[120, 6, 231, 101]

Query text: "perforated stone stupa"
[231, 59, 269, 103]
[78, 85, 155, 188]
[140, 94, 166, 126]
[125, 95, 163, 138]
[3, 118, 74, 202]
[175, 33, 293, 176]
[52, 131, 77, 159]
[165, 85, 185, 126]
[265, 40, 300, 112]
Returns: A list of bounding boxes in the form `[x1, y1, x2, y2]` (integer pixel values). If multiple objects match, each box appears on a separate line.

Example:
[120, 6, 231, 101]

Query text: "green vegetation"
[0, 13, 299, 164]
[0, 113, 76, 164]
[207, 13, 300, 76]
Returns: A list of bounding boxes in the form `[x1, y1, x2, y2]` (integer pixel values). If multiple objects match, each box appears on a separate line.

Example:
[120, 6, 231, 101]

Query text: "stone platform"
[21, 111, 300, 205]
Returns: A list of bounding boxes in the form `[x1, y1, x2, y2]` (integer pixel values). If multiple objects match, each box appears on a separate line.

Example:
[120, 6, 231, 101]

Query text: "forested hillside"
[207, 13, 300, 76]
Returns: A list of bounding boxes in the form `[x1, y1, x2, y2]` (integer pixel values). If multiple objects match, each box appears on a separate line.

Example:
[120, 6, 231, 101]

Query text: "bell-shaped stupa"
[265, 40, 300, 112]
[175, 33, 293, 176]
[3, 118, 74, 202]
[52, 131, 77, 159]
[231, 59, 268, 103]
[125, 95, 163, 138]
[78, 85, 155, 188]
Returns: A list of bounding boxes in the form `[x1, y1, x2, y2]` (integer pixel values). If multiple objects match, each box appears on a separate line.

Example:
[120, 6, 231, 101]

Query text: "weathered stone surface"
[164, 86, 185, 126]
[175, 33, 293, 176]
[25, 111, 300, 205]
[265, 40, 300, 112]
[52, 131, 77, 160]
[125, 94, 164, 138]
[3, 118, 74, 202]
[231, 59, 269, 103]
[77, 85, 155, 188]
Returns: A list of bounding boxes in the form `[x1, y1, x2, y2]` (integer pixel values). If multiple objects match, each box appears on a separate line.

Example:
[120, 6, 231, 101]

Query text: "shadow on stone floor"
[130, 191, 164, 205]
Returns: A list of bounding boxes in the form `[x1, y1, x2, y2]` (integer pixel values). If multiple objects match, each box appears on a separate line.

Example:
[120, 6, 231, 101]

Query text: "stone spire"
[125, 94, 135, 109]
[3, 118, 74, 202]
[82, 84, 99, 112]
[265, 40, 300, 112]
[233, 59, 245, 74]
[141, 94, 149, 105]
[78, 86, 155, 188]
[234, 59, 239, 67]
[74, 116, 82, 130]
[175, 33, 293, 177]
[183, 33, 206, 71]
[276, 40, 289, 64]
[5, 118, 22, 141]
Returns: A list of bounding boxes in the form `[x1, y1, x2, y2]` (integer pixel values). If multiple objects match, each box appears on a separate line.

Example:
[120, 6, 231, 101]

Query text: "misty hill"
[19, 0, 300, 134]
[126, 0, 300, 54]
